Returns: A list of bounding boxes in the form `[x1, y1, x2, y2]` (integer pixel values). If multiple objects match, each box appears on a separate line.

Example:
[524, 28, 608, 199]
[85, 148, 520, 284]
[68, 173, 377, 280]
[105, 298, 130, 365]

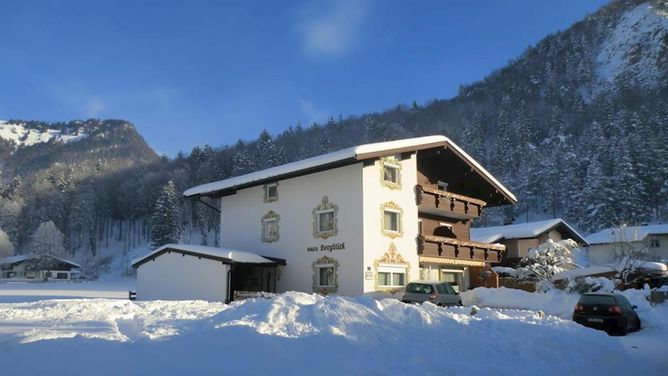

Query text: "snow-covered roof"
[131, 244, 279, 267]
[183, 135, 517, 204]
[471, 218, 588, 245]
[0, 254, 81, 268]
[0, 255, 32, 265]
[586, 224, 668, 245]
[551, 266, 616, 281]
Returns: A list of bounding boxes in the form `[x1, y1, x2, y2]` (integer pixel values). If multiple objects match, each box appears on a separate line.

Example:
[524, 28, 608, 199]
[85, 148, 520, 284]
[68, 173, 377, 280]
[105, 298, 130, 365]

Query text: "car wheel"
[457, 300, 463, 306]
[636, 317, 642, 331]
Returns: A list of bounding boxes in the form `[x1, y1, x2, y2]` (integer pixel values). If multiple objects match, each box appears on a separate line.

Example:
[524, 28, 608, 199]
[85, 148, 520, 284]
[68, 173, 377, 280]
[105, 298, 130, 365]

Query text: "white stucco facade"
[361, 154, 420, 292]
[137, 251, 230, 301]
[219, 163, 365, 296]
[217, 154, 426, 296]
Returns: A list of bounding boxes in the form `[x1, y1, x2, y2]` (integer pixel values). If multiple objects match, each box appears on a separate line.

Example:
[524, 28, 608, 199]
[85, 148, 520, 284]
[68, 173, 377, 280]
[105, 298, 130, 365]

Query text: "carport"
[132, 244, 285, 302]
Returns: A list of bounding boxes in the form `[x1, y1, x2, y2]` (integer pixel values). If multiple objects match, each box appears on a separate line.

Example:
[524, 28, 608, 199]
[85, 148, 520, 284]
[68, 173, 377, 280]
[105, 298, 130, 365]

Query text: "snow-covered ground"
[0, 282, 666, 375]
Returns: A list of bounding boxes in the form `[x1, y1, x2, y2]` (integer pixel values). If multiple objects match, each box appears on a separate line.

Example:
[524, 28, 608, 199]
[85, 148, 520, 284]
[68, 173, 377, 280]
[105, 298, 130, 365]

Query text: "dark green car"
[572, 293, 641, 335]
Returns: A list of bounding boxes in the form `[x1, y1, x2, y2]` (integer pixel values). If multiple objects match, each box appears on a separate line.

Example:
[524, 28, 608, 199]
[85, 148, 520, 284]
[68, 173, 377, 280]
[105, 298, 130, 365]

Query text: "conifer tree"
[150, 180, 181, 249]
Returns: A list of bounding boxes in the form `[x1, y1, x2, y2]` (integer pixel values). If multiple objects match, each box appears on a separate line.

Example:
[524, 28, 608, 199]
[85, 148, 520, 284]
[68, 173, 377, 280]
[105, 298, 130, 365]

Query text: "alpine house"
[147, 135, 517, 300]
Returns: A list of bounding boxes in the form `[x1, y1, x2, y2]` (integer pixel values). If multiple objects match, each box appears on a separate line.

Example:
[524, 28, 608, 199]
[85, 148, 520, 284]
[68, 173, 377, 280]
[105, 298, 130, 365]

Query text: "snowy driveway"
[0, 282, 666, 375]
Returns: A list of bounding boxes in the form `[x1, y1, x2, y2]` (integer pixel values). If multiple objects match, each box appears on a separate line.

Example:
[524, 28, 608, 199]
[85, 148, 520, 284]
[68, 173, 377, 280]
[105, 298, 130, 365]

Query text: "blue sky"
[0, 0, 609, 155]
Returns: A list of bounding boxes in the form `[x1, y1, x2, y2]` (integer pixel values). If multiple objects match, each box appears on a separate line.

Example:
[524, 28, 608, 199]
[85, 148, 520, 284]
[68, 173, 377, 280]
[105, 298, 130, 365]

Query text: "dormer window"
[264, 182, 278, 203]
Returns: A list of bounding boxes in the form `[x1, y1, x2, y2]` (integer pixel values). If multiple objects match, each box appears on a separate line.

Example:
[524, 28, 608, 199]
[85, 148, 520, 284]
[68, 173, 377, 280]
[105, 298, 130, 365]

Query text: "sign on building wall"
[307, 242, 346, 253]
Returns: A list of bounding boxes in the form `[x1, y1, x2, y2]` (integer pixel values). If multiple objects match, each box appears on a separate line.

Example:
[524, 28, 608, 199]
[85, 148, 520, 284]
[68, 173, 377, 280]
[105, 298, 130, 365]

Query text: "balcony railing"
[415, 185, 486, 220]
[417, 234, 505, 263]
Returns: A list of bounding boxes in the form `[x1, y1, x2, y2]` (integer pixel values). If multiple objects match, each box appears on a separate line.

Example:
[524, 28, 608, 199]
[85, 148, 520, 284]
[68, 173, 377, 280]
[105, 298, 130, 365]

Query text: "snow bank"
[462, 287, 581, 318]
[0, 291, 642, 375]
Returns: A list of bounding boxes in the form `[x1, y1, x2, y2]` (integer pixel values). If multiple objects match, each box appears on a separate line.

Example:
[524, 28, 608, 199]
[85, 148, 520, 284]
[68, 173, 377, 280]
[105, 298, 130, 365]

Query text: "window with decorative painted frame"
[313, 196, 338, 239]
[380, 156, 402, 189]
[380, 201, 403, 238]
[261, 211, 280, 243]
[312, 256, 339, 294]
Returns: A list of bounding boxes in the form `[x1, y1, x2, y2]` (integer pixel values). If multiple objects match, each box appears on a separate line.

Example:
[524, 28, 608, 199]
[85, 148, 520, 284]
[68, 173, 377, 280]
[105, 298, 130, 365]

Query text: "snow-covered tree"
[0, 228, 15, 258]
[517, 239, 576, 291]
[29, 221, 66, 257]
[150, 180, 181, 249]
[607, 225, 650, 285]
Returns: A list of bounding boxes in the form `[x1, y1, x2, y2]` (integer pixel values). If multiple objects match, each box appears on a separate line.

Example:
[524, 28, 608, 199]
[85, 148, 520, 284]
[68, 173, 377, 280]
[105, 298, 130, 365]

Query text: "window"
[263, 183, 278, 202]
[650, 237, 660, 248]
[383, 164, 399, 184]
[312, 256, 339, 293]
[380, 157, 402, 189]
[380, 202, 403, 238]
[373, 243, 410, 290]
[313, 196, 338, 239]
[384, 210, 400, 232]
[261, 211, 280, 243]
[317, 210, 335, 233]
[437, 180, 448, 191]
[377, 265, 406, 287]
[263, 218, 278, 241]
[418, 219, 422, 235]
[317, 266, 335, 287]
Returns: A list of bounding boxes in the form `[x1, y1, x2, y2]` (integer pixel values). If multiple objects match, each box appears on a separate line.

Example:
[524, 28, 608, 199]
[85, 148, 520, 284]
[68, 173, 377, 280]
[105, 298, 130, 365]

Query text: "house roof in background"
[586, 224, 668, 245]
[0, 255, 81, 268]
[471, 218, 589, 245]
[183, 135, 517, 205]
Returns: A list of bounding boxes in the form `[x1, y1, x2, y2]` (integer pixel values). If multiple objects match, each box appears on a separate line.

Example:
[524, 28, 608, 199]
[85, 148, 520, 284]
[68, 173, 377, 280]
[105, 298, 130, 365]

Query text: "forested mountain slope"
[1, 0, 666, 267]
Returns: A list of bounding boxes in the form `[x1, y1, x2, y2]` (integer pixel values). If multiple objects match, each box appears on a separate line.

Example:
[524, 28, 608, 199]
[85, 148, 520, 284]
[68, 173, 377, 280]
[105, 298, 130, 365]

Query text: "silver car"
[401, 280, 462, 307]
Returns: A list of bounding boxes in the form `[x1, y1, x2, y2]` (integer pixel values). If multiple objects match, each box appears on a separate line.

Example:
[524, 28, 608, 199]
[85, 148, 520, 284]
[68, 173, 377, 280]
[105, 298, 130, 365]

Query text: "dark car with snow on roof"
[572, 292, 641, 335]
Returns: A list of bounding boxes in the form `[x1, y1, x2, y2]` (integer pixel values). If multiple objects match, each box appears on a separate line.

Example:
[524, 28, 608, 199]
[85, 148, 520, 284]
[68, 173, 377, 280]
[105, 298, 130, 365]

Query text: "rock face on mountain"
[0, 119, 158, 179]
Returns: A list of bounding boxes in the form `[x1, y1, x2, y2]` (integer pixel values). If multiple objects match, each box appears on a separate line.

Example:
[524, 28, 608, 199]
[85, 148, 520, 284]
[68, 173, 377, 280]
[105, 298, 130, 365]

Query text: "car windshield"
[406, 283, 433, 294]
[579, 295, 615, 305]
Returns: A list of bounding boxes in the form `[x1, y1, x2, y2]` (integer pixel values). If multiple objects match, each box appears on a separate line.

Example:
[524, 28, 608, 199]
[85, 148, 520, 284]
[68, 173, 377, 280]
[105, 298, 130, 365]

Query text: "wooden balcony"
[417, 234, 505, 264]
[415, 185, 486, 220]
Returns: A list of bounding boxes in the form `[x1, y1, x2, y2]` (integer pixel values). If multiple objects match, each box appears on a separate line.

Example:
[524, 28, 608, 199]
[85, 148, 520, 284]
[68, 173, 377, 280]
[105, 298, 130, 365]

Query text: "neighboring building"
[180, 135, 516, 298]
[132, 244, 282, 301]
[0, 255, 81, 281]
[471, 218, 589, 267]
[586, 224, 668, 265]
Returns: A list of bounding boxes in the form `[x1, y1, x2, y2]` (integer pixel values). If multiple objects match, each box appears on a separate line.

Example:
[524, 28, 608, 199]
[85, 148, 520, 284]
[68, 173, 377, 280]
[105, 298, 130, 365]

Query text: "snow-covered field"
[0, 282, 666, 375]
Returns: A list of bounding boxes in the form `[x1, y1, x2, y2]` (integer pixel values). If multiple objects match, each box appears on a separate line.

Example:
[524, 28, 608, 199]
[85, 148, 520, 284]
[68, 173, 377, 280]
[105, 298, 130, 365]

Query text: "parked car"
[402, 281, 462, 307]
[572, 292, 641, 335]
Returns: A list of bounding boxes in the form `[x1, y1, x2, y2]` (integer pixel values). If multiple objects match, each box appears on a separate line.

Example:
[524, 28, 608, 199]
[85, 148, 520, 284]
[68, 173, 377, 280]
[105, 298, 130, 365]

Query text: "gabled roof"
[0, 255, 81, 268]
[586, 224, 668, 245]
[131, 244, 280, 268]
[183, 135, 517, 205]
[471, 218, 589, 246]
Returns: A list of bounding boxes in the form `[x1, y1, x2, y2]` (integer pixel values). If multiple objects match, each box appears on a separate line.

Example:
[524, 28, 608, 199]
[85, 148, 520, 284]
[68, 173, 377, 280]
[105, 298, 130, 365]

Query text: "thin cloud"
[298, 98, 329, 125]
[45, 80, 177, 119]
[298, 0, 371, 58]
